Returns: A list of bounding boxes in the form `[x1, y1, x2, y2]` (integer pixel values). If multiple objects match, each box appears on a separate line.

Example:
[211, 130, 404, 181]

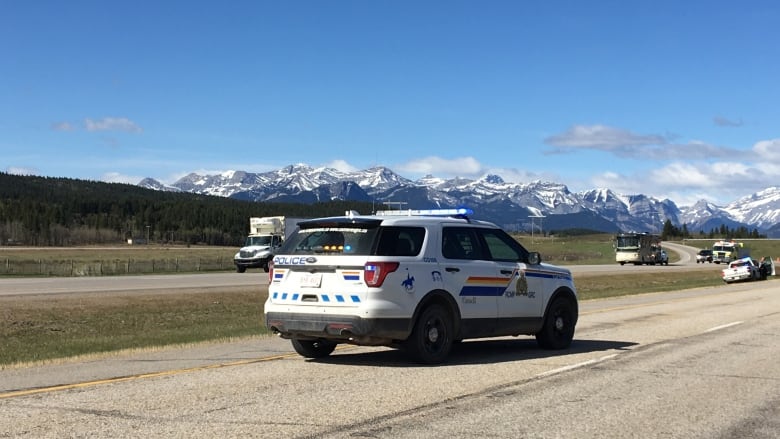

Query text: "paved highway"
[1, 278, 778, 437]
[0, 272, 267, 297]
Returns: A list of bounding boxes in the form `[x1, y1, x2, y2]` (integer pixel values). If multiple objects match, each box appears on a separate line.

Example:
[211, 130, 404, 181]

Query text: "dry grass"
[0, 286, 269, 367]
[0, 245, 236, 261]
[574, 270, 729, 300]
[0, 246, 238, 276]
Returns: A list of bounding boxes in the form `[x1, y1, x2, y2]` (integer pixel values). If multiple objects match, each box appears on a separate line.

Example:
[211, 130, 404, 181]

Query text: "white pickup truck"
[720, 257, 761, 283]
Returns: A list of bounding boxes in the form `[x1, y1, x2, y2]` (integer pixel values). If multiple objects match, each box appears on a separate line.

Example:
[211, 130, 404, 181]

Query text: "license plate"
[300, 273, 322, 288]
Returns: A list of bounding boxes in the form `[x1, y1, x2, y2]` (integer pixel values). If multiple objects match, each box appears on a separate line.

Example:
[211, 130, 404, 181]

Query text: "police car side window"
[442, 228, 483, 260]
[375, 227, 425, 256]
[478, 229, 527, 262]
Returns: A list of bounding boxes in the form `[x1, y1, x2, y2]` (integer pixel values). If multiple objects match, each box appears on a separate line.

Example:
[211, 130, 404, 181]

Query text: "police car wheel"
[291, 338, 337, 359]
[536, 297, 576, 350]
[236, 266, 246, 273]
[404, 304, 454, 365]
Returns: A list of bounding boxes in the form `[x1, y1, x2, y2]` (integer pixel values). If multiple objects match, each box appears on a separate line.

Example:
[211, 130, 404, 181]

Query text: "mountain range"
[139, 164, 780, 237]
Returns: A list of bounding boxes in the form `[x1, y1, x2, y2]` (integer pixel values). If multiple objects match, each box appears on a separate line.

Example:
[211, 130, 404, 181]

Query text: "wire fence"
[0, 257, 233, 277]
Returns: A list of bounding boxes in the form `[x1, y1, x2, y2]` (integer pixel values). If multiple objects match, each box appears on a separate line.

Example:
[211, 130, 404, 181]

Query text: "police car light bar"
[375, 208, 474, 217]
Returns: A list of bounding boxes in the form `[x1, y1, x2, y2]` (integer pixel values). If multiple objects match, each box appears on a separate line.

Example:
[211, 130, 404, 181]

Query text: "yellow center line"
[1, 344, 359, 400]
[0, 352, 300, 400]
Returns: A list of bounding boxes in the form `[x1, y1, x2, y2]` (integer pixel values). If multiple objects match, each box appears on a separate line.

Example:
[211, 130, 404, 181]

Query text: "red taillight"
[364, 262, 399, 287]
[268, 260, 274, 283]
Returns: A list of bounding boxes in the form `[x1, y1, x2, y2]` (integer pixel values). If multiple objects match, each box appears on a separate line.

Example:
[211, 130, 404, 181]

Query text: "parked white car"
[721, 257, 760, 283]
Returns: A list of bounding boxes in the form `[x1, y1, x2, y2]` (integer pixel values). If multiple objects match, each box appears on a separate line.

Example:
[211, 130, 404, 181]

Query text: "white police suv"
[264, 209, 578, 364]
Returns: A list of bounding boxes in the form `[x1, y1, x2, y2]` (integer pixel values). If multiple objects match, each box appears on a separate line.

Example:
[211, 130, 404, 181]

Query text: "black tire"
[404, 304, 454, 364]
[291, 338, 337, 359]
[236, 265, 246, 273]
[536, 296, 577, 350]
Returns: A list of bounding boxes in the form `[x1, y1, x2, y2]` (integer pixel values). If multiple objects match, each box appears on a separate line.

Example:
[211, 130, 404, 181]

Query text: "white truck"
[712, 240, 743, 264]
[234, 216, 302, 273]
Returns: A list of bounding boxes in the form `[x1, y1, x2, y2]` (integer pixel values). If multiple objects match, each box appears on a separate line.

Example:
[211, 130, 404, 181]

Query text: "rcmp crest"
[516, 270, 528, 296]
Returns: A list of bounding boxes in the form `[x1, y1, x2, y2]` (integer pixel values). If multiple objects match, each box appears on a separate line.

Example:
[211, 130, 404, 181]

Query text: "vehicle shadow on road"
[310, 338, 637, 368]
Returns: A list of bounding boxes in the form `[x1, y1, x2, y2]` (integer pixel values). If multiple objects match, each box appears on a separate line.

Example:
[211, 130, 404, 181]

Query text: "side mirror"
[528, 252, 542, 265]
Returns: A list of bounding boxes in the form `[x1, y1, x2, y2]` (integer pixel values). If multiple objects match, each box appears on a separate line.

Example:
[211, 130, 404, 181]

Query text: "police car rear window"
[281, 227, 378, 255]
[280, 224, 425, 257]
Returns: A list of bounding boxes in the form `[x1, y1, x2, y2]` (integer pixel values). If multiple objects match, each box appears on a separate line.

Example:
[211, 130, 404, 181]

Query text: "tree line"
[0, 173, 375, 247]
[660, 219, 764, 241]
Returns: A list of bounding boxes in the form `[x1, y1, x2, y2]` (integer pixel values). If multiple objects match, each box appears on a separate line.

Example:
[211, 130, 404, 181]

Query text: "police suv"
[264, 209, 578, 364]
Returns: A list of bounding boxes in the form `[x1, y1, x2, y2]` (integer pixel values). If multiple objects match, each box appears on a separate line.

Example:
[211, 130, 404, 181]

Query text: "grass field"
[0, 246, 237, 261]
[515, 234, 619, 265]
[1, 287, 265, 367]
[0, 246, 238, 276]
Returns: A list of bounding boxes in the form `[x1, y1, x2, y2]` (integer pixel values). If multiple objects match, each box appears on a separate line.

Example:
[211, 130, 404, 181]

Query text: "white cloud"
[480, 166, 554, 184]
[545, 124, 668, 150]
[753, 139, 780, 163]
[396, 156, 484, 177]
[651, 162, 713, 186]
[51, 122, 75, 131]
[323, 160, 359, 173]
[590, 159, 776, 206]
[713, 116, 743, 127]
[85, 117, 142, 133]
[6, 166, 38, 176]
[102, 172, 144, 184]
[544, 124, 738, 160]
[661, 140, 739, 160]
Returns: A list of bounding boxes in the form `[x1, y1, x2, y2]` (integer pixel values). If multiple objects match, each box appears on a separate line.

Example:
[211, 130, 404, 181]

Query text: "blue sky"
[3, 1, 779, 207]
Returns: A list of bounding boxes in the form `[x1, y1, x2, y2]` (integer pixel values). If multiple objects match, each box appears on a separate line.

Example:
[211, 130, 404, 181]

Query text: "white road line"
[705, 321, 743, 332]
[536, 354, 619, 379]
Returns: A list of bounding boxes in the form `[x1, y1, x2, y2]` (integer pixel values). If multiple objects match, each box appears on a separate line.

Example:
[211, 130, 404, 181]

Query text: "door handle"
[500, 270, 513, 275]
[445, 267, 460, 273]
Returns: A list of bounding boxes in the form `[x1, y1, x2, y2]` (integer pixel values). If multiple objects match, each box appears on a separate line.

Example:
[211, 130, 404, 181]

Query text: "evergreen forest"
[0, 173, 375, 246]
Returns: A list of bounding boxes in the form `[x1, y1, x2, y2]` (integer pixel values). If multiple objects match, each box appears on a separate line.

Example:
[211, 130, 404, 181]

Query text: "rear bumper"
[722, 272, 752, 282]
[265, 312, 412, 345]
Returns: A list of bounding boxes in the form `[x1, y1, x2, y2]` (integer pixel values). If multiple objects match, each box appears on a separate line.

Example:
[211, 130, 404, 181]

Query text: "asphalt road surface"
[0, 272, 267, 297]
[1, 264, 778, 437]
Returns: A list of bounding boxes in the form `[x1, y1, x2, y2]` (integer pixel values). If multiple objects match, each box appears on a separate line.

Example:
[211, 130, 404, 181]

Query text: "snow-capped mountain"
[138, 177, 181, 192]
[138, 164, 780, 234]
[723, 187, 780, 229]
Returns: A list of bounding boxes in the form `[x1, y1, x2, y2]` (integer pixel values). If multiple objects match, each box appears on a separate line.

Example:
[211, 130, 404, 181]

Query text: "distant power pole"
[529, 215, 545, 243]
